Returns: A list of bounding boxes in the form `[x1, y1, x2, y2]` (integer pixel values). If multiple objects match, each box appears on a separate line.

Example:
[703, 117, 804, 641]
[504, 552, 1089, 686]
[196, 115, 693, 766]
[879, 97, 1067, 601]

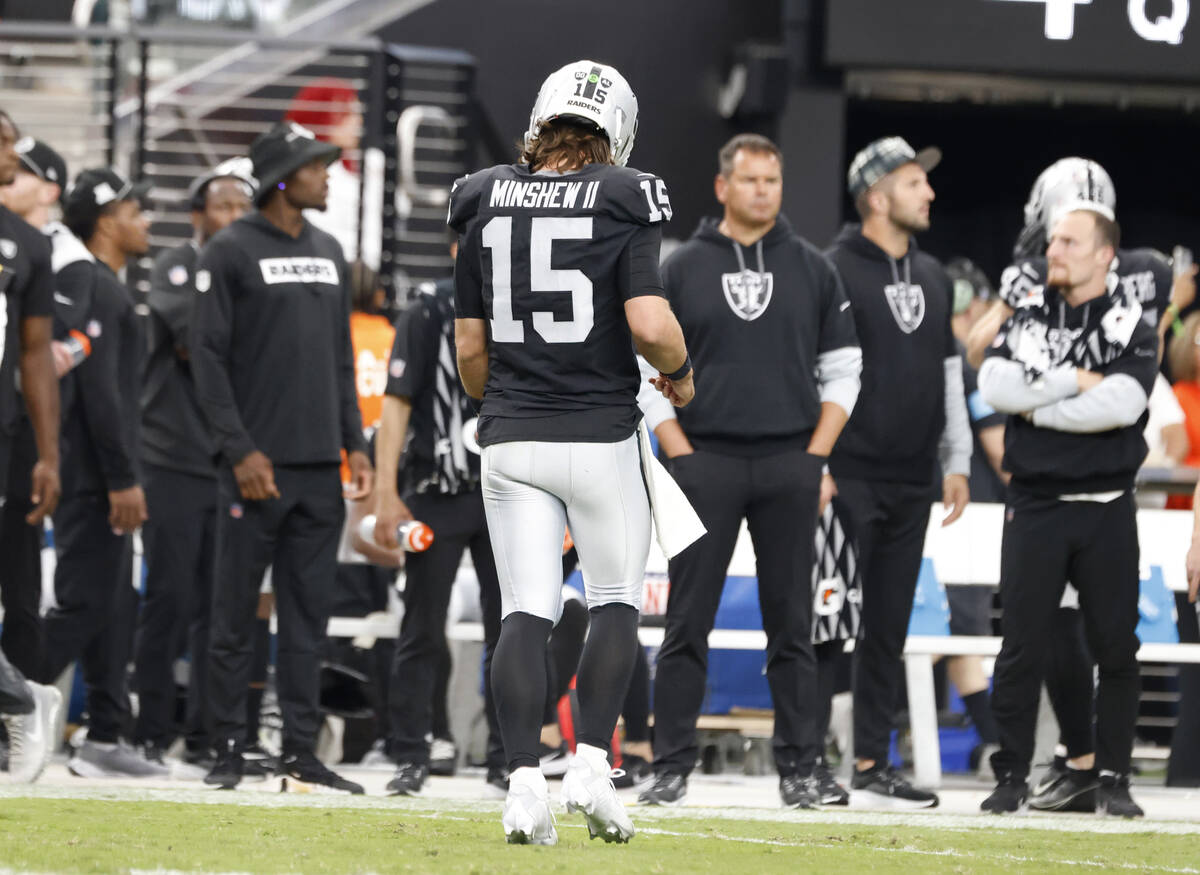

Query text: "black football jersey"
[449, 161, 671, 447]
[997, 248, 1173, 330]
[0, 205, 54, 438]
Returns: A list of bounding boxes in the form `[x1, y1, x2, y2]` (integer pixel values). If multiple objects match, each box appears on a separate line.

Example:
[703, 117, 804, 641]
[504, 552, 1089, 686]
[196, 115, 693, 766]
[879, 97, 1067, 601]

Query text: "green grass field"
[0, 798, 1195, 874]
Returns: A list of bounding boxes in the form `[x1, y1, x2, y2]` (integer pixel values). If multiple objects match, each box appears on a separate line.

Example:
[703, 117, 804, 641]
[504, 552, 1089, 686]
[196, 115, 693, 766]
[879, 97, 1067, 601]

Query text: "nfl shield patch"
[721, 270, 774, 321]
[169, 265, 189, 286]
[0, 239, 16, 260]
[230, 503, 244, 519]
[884, 282, 926, 334]
[85, 319, 102, 339]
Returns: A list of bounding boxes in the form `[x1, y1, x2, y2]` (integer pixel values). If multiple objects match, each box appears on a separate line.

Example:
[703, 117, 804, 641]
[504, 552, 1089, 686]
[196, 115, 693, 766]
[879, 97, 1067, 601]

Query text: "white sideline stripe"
[4, 783, 1200, 835]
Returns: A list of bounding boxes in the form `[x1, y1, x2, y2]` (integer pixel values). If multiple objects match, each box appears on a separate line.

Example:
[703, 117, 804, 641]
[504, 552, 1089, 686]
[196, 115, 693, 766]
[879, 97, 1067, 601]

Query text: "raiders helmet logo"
[721, 270, 774, 321]
[884, 282, 926, 334]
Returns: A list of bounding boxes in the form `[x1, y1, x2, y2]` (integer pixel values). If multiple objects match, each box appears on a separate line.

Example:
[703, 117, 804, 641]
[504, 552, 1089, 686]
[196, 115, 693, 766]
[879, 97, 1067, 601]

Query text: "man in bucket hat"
[191, 122, 374, 793]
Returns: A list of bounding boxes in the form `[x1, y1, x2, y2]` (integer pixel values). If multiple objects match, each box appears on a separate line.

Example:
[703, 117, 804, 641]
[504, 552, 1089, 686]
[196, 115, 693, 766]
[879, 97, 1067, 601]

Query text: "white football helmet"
[523, 60, 639, 167]
[1014, 157, 1116, 258]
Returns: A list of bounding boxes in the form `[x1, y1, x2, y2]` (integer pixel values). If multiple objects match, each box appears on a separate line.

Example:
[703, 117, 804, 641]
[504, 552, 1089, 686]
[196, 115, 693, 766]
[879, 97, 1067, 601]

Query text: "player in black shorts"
[450, 60, 694, 845]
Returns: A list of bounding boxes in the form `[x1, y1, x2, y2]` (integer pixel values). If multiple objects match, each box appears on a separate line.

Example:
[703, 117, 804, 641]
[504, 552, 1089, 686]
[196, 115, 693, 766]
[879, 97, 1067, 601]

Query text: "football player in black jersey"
[450, 60, 693, 846]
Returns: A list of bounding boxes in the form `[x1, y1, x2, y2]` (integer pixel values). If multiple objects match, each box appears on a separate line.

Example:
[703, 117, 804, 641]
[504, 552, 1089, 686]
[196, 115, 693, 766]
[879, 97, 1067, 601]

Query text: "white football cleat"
[561, 743, 635, 843]
[502, 767, 557, 846]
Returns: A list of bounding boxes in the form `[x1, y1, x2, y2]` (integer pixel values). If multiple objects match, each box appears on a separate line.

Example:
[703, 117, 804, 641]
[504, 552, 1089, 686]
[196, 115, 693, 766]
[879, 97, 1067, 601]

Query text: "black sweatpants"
[1044, 606, 1096, 759]
[133, 464, 217, 750]
[990, 490, 1141, 780]
[1168, 595, 1200, 786]
[387, 489, 503, 769]
[41, 491, 135, 743]
[208, 463, 343, 755]
[653, 447, 823, 778]
[832, 477, 932, 766]
[0, 648, 34, 715]
[0, 417, 44, 678]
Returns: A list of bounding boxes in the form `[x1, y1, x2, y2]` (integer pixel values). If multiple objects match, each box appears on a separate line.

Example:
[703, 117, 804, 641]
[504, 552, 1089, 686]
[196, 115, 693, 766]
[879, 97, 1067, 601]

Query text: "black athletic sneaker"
[485, 766, 509, 795]
[779, 774, 820, 809]
[243, 743, 278, 779]
[611, 754, 652, 789]
[851, 764, 939, 808]
[140, 742, 167, 766]
[638, 771, 687, 806]
[1030, 756, 1067, 796]
[386, 761, 428, 796]
[205, 741, 243, 790]
[1028, 765, 1098, 812]
[428, 738, 457, 777]
[814, 760, 850, 806]
[278, 751, 364, 794]
[981, 775, 1028, 813]
[1096, 772, 1143, 818]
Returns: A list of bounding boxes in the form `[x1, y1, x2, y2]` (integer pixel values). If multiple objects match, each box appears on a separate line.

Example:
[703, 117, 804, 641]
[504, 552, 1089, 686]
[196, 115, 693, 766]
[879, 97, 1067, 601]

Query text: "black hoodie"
[825, 223, 956, 484]
[661, 215, 858, 453]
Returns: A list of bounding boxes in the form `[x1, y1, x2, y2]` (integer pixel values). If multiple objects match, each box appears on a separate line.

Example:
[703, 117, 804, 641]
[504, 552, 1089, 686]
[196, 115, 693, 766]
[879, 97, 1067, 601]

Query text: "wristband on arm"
[661, 355, 692, 382]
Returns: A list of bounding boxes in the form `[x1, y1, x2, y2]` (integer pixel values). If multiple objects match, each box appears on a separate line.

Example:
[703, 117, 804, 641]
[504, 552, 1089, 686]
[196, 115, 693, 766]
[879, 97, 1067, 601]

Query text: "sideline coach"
[191, 123, 373, 792]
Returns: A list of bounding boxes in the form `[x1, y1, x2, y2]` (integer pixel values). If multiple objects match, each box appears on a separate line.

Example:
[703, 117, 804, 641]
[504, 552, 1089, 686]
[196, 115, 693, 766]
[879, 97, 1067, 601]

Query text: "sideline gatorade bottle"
[358, 515, 434, 552]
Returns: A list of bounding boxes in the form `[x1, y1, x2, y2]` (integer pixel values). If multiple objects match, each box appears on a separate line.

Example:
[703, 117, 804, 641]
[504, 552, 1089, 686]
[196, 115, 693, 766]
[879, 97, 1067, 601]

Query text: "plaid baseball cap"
[847, 136, 942, 197]
[14, 137, 67, 189]
[62, 168, 152, 233]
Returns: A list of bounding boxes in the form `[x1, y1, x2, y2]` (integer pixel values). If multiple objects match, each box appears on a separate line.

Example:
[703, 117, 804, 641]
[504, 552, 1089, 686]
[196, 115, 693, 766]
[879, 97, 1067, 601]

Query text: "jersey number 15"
[482, 215, 593, 344]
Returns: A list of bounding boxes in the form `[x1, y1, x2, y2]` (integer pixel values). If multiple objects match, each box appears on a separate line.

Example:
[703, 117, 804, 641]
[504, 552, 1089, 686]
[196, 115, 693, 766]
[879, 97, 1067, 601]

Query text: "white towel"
[637, 421, 707, 558]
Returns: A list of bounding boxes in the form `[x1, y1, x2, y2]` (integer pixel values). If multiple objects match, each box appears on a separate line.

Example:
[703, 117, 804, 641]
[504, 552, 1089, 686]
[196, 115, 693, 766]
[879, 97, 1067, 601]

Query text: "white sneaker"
[68, 740, 171, 778]
[561, 743, 635, 843]
[502, 767, 557, 846]
[2, 682, 61, 784]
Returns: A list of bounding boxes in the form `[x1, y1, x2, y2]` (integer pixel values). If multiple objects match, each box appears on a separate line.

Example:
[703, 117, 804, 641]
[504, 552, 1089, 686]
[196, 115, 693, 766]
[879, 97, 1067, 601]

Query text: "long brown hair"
[520, 119, 612, 172]
[1169, 311, 1200, 383]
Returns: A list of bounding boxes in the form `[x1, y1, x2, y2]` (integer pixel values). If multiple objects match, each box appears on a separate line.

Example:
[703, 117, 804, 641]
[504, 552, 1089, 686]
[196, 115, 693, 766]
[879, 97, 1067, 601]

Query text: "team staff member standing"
[191, 123, 373, 794]
[0, 124, 63, 676]
[978, 205, 1155, 817]
[453, 60, 693, 845]
[641, 134, 862, 810]
[372, 242, 505, 797]
[826, 137, 972, 808]
[45, 167, 158, 778]
[132, 159, 254, 766]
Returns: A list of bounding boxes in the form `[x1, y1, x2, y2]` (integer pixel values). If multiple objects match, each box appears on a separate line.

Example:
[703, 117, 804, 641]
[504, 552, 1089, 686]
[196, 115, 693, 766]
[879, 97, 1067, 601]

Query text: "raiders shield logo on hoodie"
[884, 282, 925, 334]
[722, 269, 774, 321]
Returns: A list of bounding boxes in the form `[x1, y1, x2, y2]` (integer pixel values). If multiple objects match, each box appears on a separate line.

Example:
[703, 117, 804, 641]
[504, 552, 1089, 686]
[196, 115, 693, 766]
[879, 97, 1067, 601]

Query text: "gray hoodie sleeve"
[978, 358, 1080, 413]
[938, 356, 972, 478]
[1030, 374, 1149, 433]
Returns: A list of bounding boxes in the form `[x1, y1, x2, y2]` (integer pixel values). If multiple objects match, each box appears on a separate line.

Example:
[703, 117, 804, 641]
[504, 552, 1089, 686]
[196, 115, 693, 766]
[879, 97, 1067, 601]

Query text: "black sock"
[621, 640, 651, 743]
[493, 612, 553, 772]
[963, 690, 999, 744]
[575, 603, 639, 752]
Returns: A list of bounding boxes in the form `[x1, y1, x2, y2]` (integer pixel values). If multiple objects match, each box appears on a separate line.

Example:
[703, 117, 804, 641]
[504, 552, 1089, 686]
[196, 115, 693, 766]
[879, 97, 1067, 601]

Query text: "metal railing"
[0, 22, 480, 301]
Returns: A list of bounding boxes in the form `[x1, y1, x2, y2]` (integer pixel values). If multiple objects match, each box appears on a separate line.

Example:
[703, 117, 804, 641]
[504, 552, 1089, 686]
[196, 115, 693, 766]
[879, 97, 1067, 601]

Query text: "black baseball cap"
[250, 122, 340, 206]
[847, 136, 941, 197]
[15, 137, 67, 191]
[62, 168, 152, 238]
[187, 156, 257, 211]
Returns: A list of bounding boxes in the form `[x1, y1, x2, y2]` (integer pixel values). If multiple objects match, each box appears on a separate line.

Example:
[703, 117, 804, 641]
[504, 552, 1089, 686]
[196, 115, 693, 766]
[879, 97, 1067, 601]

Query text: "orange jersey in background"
[341, 311, 395, 482]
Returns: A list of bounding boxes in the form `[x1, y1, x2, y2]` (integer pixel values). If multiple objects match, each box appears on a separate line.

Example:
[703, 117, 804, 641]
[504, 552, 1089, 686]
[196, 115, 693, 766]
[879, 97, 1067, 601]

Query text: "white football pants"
[480, 433, 650, 622]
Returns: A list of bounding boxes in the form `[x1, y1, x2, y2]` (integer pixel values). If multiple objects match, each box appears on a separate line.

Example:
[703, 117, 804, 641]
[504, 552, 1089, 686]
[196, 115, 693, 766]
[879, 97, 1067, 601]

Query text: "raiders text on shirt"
[258, 257, 339, 285]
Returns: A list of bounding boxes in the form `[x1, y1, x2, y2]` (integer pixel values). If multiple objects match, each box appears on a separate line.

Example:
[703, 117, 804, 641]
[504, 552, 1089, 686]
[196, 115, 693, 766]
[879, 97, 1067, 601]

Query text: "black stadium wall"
[378, 0, 784, 247]
[383, 0, 1200, 280]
